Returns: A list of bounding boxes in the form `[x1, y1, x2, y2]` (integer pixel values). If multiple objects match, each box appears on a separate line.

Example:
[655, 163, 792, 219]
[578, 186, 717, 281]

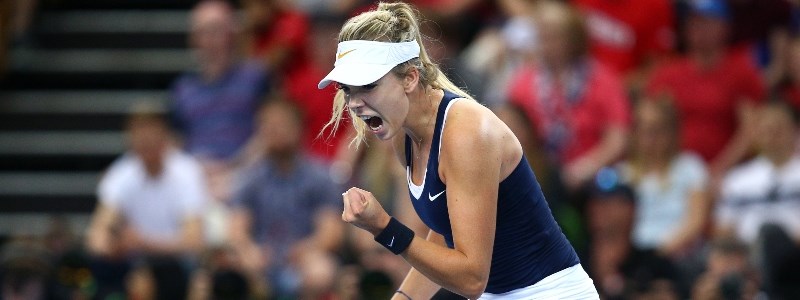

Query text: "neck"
[404, 88, 443, 150]
[766, 148, 794, 168]
[268, 151, 298, 174]
[691, 48, 723, 69]
[144, 161, 163, 178]
[202, 56, 232, 82]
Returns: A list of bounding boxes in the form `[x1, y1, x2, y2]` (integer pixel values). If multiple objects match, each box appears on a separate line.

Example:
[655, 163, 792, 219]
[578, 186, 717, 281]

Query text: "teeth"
[360, 116, 370, 121]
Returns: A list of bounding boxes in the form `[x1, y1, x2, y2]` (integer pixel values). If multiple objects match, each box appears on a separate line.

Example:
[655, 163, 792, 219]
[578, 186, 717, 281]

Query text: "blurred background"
[0, 0, 799, 299]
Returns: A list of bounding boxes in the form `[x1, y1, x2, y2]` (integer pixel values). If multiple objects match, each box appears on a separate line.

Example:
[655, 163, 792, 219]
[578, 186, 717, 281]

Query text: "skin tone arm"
[709, 100, 758, 191]
[86, 202, 204, 256]
[228, 209, 270, 274]
[659, 188, 710, 256]
[86, 203, 120, 256]
[563, 125, 628, 190]
[343, 102, 512, 299]
[392, 230, 449, 300]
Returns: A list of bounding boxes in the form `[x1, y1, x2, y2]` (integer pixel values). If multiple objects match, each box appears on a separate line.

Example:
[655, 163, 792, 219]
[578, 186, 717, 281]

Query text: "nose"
[345, 94, 365, 110]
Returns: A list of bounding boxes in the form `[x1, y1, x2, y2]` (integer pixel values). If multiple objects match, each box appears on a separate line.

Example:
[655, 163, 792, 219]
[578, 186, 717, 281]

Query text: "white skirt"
[478, 264, 598, 300]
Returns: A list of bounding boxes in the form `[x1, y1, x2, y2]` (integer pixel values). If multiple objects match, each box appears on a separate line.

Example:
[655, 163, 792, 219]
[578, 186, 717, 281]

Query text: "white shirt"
[716, 155, 800, 244]
[97, 149, 209, 243]
[619, 153, 708, 249]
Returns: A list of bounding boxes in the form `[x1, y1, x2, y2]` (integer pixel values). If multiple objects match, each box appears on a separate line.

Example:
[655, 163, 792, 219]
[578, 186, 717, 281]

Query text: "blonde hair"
[322, 2, 474, 147]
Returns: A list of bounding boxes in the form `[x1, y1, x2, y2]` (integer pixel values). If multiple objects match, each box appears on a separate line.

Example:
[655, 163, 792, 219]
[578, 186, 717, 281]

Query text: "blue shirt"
[231, 156, 341, 260]
[171, 60, 268, 160]
[405, 91, 579, 294]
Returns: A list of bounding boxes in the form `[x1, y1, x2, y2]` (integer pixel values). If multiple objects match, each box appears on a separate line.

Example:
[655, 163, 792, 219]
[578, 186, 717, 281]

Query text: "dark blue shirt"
[171, 60, 268, 160]
[405, 91, 580, 294]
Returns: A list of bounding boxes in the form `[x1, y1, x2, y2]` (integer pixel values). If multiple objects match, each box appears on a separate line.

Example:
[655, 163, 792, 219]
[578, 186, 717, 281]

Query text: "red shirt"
[573, 0, 675, 75]
[780, 85, 800, 111]
[283, 63, 347, 161]
[646, 50, 766, 163]
[508, 60, 631, 164]
[251, 9, 311, 77]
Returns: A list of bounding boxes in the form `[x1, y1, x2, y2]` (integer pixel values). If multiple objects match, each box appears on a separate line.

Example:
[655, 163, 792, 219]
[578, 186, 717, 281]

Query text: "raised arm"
[343, 102, 509, 299]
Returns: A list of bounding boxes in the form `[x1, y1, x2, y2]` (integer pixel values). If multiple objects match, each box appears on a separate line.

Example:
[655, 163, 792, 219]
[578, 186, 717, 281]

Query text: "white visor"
[318, 40, 421, 89]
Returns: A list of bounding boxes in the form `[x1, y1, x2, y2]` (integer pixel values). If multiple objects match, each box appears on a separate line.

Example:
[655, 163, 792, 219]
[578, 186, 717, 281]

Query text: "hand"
[341, 187, 391, 236]
[562, 159, 597, 191]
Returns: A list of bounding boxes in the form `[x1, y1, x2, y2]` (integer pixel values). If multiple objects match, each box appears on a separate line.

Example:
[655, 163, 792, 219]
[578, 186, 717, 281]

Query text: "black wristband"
[374, 217, 415, 255]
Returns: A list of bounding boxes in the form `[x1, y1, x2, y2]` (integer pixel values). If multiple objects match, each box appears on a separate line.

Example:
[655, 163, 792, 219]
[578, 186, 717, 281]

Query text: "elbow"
[458, 274, 488, 300]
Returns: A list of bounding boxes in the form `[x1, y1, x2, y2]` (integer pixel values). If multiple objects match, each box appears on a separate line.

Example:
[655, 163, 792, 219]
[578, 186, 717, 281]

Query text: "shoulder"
[673, 152, 707, 172]
[104, 153, 139, 179]
[167, 150, 203, 173]
[442, 100, 504, 145]
[440, 99, 518, 168]
[721, 157, 769, 195]
[233, 60, 269, 81]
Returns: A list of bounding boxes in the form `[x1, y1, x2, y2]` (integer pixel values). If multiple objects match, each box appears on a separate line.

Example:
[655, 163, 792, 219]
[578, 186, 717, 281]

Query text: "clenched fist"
[341, 187, 391, 236]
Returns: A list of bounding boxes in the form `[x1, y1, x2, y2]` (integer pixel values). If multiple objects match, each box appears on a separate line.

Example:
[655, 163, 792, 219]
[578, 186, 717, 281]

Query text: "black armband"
[374, 217, 415, 255]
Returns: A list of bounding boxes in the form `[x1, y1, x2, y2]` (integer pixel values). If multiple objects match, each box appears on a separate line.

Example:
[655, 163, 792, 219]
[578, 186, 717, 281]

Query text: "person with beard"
[227, 97, 344, 299]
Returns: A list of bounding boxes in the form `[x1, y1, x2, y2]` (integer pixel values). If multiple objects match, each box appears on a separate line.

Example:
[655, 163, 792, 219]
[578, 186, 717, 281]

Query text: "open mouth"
[360, 115, 384, 132]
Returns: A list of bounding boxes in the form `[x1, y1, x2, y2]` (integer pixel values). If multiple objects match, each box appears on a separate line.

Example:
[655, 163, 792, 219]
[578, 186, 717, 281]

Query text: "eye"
[336, 84, 351, 95]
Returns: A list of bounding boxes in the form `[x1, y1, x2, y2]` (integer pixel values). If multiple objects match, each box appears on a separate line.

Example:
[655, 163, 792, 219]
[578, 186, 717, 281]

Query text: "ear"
[402, 67, 420, 93]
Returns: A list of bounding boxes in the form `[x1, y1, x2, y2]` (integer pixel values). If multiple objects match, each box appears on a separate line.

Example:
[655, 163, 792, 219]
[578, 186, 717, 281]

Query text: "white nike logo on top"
[388, 236, 395, 247]
[428, 190, 445, 201]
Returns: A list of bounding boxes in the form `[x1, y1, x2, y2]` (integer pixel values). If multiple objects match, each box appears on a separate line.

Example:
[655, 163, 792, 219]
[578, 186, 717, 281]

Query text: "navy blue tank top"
[405, 91, 579, 294]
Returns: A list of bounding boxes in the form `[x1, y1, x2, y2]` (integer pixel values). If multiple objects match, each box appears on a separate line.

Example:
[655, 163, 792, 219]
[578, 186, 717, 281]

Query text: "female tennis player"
[319, 2, 598, 299]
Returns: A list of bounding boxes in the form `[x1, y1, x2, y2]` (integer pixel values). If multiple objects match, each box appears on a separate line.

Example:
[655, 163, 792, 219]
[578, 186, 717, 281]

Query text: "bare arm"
[709, 100, 758, 188]
[660, 188, 710, 256]
[343, 103, 505, 299]
[392, 230, 447, 300]
[228, 208, 270, 274]
[135, 216, 204, 255]
[564, 125, 628, 189]
[85, 203, 121, 256]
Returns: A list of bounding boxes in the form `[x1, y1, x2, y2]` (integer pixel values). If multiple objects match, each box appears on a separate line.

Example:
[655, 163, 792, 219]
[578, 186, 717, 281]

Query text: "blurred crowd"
[2, 0, 800, 299]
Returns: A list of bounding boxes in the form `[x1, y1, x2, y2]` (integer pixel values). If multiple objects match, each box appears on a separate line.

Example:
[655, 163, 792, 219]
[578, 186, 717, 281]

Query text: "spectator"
[572, 0, 676, 94]
[646, 0, 766, 186]
[726, 0, 793, 88]
[691, 238, 760, 300]
[227, 98, 344, 299]
[242, 0, 348, 161]
[507, 0, 630, 192]
[171, 0, 269, 201]
[715, 100, 800, 298]
[618, 99, 710, 258]
[241, 0, 310, 82]
[585, 185, 679, 300]
[459, 0, 539, 107]
[776, 37, 800, 110]
[85, 102, 209, 300]
[0, 238, 50, 300]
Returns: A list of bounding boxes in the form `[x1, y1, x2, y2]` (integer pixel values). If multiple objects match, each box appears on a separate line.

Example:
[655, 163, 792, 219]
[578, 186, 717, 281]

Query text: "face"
[259, 103, 302, 156]
[755, 106, 796, 156]
[635, 104, 675, 160]
[686, 15, 728, 53]
[587, 196, 635, 271]
[128, 118, 168, 168]
[190, 2, 235, 63]
[242, 0, 275, 28]
[537, 15, 571, 67]
[338, 72, 412, 141]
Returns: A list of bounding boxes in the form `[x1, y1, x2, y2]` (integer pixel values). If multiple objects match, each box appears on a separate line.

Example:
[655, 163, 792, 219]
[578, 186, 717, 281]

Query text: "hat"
[689, 0, 729, 20]
[318, 40, 420, 89]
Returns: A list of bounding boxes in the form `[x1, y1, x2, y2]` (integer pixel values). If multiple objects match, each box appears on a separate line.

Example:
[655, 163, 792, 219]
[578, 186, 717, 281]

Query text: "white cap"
[318, 40, 420, 89]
